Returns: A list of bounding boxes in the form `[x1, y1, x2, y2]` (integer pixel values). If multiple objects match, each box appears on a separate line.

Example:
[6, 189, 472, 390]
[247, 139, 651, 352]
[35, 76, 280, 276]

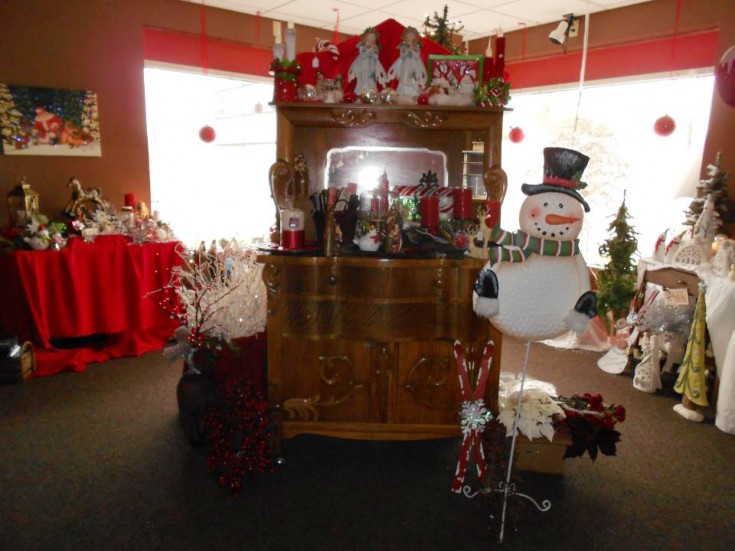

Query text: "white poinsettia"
[497, 387, 564, 442]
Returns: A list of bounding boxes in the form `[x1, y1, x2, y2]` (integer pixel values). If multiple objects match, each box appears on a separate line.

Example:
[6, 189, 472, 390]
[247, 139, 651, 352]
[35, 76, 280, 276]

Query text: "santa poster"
[0, 84, 102, 156]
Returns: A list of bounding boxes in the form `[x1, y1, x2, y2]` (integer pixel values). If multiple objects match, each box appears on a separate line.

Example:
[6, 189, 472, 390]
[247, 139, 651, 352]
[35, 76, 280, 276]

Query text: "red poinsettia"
[555, 393, 626, 461]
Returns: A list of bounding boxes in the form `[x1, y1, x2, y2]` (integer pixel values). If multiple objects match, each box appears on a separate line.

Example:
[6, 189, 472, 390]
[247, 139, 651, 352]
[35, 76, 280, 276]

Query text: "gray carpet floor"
[1, 337, 734, 550]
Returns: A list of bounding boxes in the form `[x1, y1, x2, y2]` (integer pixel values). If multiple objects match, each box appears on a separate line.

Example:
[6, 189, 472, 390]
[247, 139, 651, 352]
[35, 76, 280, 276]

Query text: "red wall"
[0, 0, 733, 228]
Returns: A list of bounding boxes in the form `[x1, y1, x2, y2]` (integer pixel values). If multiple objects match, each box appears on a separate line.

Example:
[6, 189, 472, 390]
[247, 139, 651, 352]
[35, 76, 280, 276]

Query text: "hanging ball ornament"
[343, 91, 357, 104]
[716, 45, 735, 108]
[199, 125, 216, 143]
[509, 126, 525, 143]
[417, 93, 430, 105]
[654, 115, 676, 137]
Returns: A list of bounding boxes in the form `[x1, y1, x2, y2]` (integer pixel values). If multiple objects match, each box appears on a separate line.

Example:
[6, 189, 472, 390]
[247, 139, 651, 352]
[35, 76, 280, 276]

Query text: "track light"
[549, 14, 576, 52]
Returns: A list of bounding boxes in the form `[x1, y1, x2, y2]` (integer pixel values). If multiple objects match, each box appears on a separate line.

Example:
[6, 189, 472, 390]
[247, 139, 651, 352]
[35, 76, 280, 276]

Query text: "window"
[143, 66, 276, 247]
[500, 73, 714, 266]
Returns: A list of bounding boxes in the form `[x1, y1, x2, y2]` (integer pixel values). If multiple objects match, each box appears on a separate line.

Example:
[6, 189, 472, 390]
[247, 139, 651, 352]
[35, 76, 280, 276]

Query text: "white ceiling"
[184, 0, 653, 41]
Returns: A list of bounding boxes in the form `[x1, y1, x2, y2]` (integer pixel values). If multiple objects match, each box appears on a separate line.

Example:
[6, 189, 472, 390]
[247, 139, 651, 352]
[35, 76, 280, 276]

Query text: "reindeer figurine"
[63, 177, 106, 219]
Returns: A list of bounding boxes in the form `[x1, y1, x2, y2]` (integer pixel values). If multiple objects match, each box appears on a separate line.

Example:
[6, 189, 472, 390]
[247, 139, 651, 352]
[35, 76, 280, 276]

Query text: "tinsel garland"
[204, 375, 275, 497]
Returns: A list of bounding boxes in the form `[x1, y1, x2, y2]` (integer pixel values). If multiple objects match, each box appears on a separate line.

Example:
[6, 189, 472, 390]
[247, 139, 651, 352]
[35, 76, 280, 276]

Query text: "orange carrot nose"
[545, 213, 580, 225]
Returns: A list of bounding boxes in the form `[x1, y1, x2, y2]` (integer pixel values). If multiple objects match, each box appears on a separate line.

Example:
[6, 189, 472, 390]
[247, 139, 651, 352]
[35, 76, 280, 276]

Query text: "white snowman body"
[474, 190, 591, 341]
[491, 253, 590, 341]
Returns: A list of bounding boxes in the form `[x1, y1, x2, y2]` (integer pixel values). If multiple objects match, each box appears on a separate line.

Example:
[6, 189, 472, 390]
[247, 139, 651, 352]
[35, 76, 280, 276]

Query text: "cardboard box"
[514, 431, 572, 475]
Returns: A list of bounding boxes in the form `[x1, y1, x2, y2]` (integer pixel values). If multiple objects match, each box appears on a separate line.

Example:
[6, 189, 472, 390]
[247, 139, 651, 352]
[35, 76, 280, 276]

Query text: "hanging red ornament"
[508, 126, 525, 143]
[654, 115, 676, 137]
[716, 45, 735, 108]
[199, 124, 216, 143]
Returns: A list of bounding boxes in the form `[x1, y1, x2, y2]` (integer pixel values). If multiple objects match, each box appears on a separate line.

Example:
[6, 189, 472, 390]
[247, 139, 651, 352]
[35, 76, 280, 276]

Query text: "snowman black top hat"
[521, 147, 590, 212]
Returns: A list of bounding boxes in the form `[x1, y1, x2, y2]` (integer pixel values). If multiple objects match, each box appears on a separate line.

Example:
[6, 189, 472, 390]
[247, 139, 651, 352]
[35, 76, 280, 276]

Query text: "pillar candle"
[280, 207, 305, 249]
[124, 193, 137, 207]
[453, 188, 473, 219]
[420, 196, 439, 229]
[285, 22, 296, 61]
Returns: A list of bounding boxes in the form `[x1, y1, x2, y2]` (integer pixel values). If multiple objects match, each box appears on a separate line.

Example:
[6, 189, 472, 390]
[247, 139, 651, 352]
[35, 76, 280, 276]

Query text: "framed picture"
[427, 55, 484, 87]
[0, 84, 102, 156]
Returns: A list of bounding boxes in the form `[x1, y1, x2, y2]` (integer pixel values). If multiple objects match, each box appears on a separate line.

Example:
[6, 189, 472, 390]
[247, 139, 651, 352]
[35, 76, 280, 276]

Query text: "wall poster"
[0, 84, 101, 156]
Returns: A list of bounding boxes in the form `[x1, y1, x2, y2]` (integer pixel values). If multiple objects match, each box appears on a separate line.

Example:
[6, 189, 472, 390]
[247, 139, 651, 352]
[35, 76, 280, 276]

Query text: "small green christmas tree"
[423, 5, 464, 54]
[596, 194, 638, 333]
[684, 152, 732, 234]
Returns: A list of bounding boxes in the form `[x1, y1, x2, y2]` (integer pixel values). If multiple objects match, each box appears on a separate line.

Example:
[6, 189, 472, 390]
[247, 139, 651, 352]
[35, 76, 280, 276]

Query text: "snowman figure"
[473, 147, 597, 341]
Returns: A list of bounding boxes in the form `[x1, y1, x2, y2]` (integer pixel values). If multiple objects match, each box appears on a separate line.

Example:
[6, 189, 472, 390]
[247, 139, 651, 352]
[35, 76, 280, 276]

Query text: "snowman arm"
[565, 291, 597, 334]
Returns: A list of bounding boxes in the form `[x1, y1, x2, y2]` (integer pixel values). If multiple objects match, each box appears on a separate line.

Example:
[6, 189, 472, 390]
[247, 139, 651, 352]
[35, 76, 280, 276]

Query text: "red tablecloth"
[0, 235, 182, 376]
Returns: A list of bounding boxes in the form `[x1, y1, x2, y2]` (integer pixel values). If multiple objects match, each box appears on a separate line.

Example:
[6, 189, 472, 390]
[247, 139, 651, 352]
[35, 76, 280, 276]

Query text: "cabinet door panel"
[396, 340, 461, 426]
[278, 337, 374, 423]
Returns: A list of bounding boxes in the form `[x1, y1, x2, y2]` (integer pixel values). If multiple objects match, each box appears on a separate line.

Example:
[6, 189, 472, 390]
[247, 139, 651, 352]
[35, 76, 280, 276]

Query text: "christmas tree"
[422, 5, 463, 54]
[683, 152, 732, 235]
[596, 194, 638, 333]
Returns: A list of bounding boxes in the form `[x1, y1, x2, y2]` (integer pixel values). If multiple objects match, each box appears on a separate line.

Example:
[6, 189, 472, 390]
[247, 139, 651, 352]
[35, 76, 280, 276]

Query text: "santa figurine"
[473, 147, 597, 342]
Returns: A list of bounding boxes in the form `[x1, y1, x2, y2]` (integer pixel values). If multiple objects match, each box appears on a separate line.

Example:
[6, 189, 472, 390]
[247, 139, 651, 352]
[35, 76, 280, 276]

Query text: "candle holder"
[270, 60, 302, 103]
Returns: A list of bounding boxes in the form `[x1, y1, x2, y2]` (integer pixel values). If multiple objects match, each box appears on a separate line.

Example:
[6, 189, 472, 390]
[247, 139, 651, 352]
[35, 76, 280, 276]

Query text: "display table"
[0, 235, 182, 376]
[637, 258, 735, 434]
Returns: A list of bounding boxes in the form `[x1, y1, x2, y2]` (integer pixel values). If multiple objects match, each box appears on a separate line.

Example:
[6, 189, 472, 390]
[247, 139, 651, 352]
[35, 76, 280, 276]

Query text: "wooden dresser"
[259, 102, 507, 445]
[259, 255, 501, 444]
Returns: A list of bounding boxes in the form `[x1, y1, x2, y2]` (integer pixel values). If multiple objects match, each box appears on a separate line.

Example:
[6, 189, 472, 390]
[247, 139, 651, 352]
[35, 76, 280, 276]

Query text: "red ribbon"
[200, 1, 208, 76]
[332, 8, 340, 44]
[451, 340, 494, 493]
[543, 175, 578, 188]
[669, 0, 683, 77]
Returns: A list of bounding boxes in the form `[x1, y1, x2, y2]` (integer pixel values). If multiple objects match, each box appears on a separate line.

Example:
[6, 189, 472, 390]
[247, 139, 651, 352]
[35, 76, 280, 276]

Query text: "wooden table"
[258, 254, 501, 447]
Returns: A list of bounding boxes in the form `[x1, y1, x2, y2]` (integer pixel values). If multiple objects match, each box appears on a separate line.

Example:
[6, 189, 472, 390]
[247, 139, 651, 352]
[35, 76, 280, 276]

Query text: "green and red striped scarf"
[485, 227, 580, 265]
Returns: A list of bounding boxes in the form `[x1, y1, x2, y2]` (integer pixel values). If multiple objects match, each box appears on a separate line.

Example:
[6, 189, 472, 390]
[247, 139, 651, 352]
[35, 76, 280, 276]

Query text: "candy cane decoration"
[451, 339, 494, 493]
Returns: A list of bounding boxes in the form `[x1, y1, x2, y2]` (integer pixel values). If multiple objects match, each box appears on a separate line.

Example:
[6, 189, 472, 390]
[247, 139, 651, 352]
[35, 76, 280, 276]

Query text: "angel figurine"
[348, 27, 387, 95]
[387, 26, 426, 100]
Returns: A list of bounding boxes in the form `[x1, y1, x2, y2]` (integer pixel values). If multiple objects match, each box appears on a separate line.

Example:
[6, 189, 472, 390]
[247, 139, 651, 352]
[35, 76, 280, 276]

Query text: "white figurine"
[386, 26, 426, 101]
[473, 147, 597, 342]
[633, 332, 663, 393]
[347, 27, 387, 96]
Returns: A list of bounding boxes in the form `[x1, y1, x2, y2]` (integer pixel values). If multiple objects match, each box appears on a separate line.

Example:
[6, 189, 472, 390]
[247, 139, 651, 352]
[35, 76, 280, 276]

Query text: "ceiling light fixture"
[549, 13, 576, 53]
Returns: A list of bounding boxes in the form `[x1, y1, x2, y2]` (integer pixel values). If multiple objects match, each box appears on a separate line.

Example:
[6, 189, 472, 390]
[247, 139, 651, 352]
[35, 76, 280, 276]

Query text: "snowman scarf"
[485, 227, 580, 265]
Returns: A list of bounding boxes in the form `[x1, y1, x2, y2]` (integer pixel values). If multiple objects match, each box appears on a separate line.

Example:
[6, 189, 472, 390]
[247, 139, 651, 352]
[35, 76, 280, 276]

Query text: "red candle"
[453, 188, 473, 219]
[420, 196, 439, 228]
[124, 193, 137, 207]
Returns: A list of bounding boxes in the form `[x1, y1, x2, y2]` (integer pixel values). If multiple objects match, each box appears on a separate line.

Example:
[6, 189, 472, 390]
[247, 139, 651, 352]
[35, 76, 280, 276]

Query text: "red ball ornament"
[342, 91, 357, 104]
[199, 125, 216, 143]
[508, 126, 525, 143]
[654, 115, 676, 137]
[716, 45, 735, 108]
[417, 94, 430, 105]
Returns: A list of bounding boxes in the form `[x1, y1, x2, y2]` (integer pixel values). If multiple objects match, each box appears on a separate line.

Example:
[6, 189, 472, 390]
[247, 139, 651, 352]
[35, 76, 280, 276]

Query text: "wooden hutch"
[258, 102, 507, 448]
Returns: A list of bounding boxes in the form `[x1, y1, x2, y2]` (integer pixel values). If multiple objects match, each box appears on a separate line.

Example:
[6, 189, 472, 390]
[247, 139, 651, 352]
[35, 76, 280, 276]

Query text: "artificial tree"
[422, 5, 464, 54]
[596, 195, 638, 333]
[683, 152, 732, 235]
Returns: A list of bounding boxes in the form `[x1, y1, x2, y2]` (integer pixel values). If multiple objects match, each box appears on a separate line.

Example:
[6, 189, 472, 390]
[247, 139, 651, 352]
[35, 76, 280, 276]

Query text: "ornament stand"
[454, 341, 552, 543]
